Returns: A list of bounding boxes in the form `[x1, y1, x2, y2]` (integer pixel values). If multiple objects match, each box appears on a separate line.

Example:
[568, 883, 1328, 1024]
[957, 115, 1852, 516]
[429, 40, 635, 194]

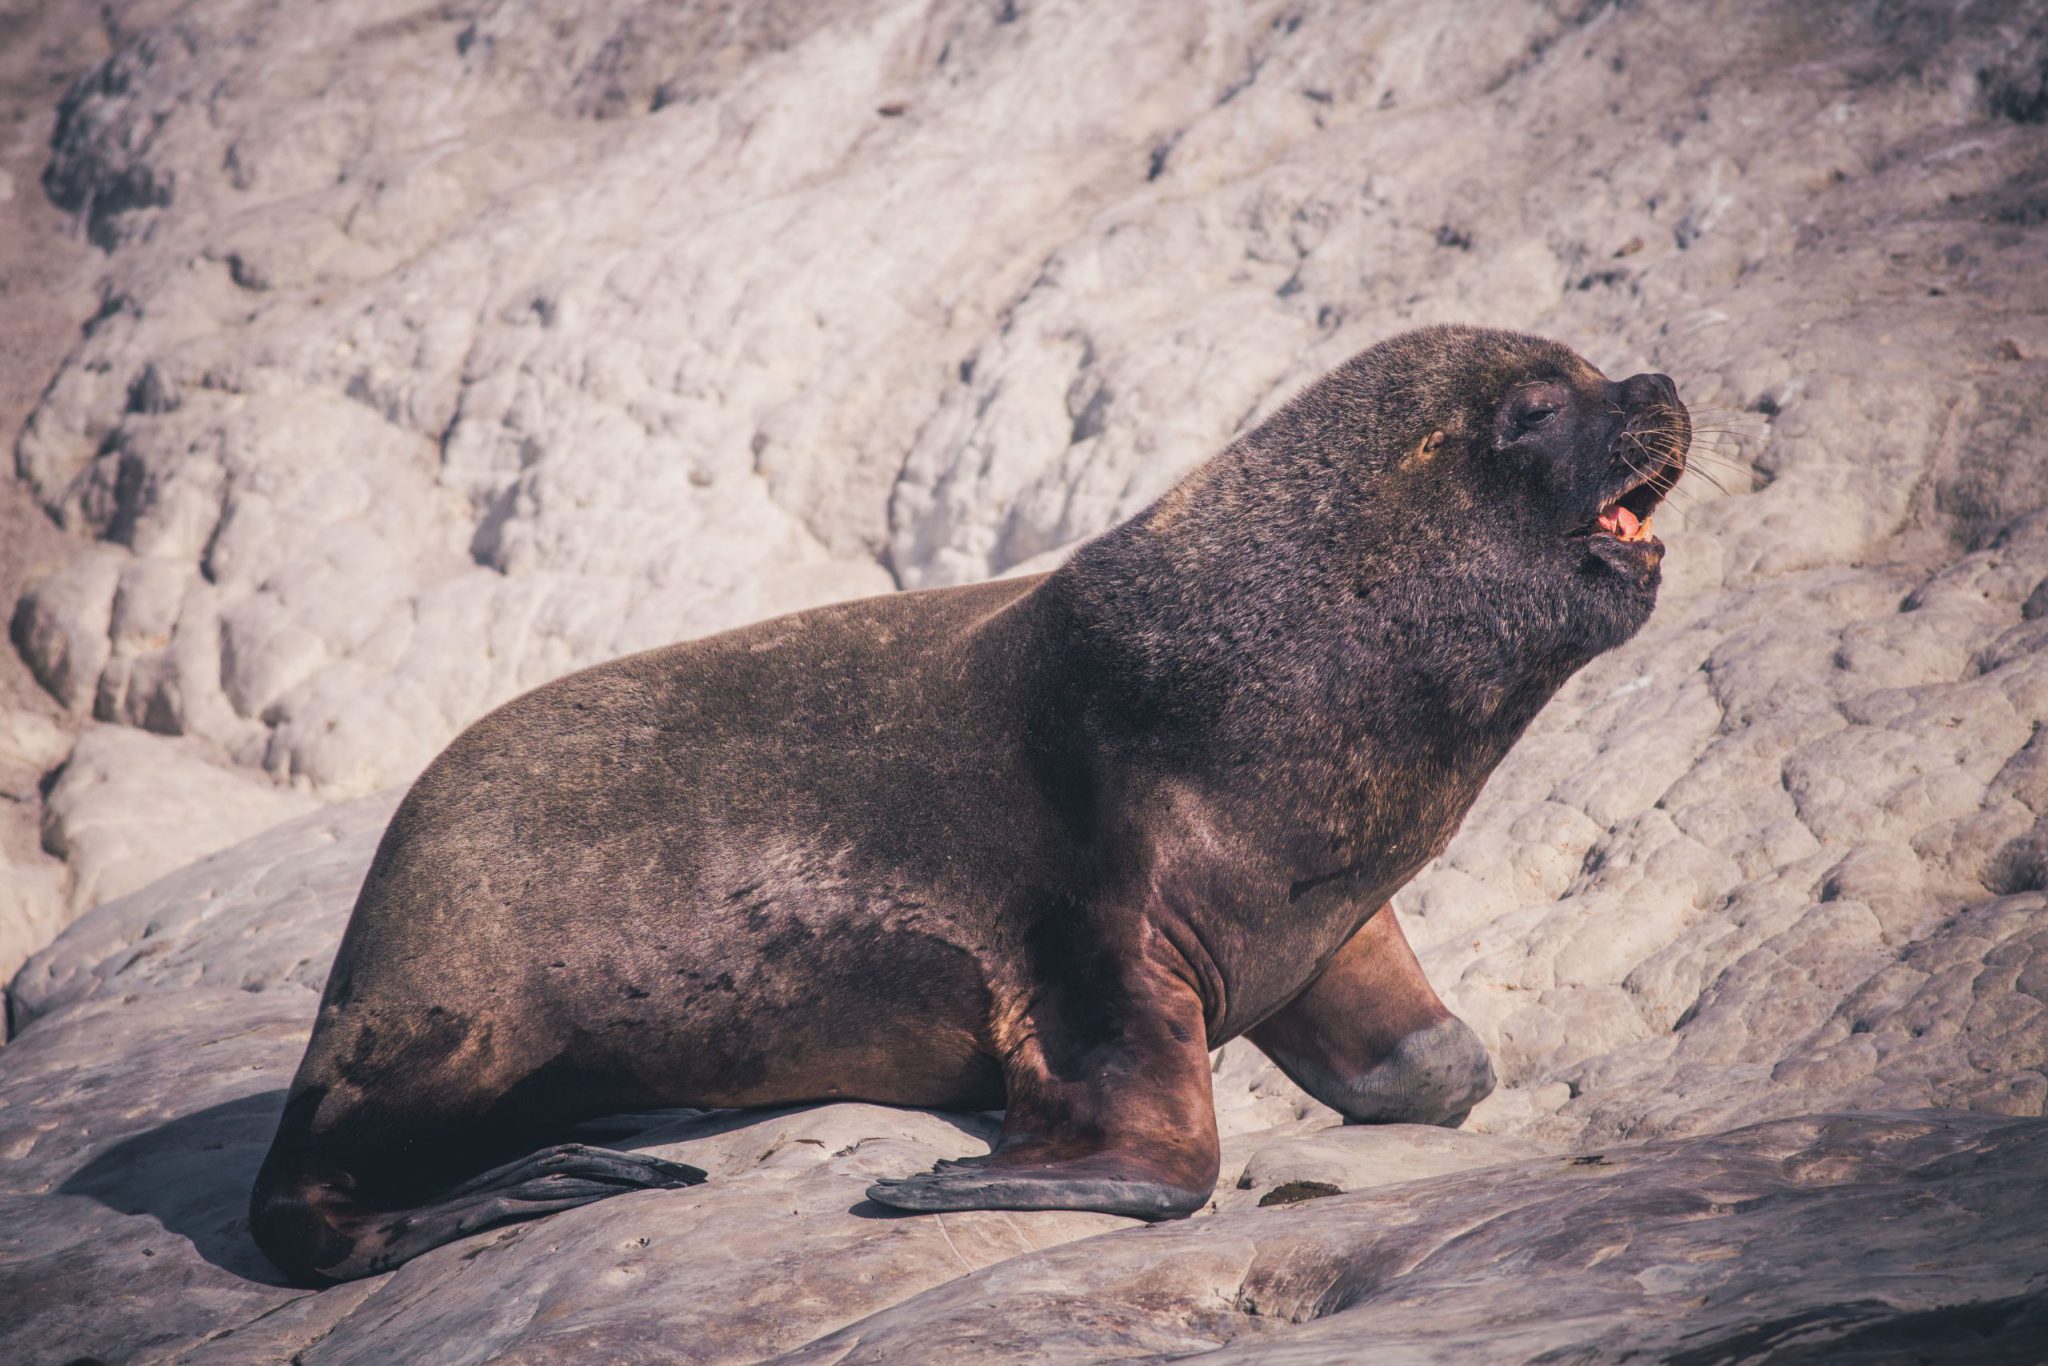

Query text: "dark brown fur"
[250, 325, 1688, 1283]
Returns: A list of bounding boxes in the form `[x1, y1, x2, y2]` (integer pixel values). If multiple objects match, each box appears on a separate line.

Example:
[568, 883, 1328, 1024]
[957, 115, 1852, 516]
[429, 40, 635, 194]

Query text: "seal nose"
[1621, 372, 1679, 407]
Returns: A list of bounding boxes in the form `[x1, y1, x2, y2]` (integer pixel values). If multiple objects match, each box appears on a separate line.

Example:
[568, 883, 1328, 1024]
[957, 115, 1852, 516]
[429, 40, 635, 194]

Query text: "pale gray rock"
[0, 708, 69, 802]
[1214, 1122, 1550, 1214]
[0, 860, 65, 1012]
[10, 540, 124, 712]
[4, 717, 326, 993]
[23, 0, 2034, 806]
[37, 724, 318, 915]
[8, 792, 394, 1032]
[0, 706, 70, 994]
[784, 1112, 2048, 1363]
[1426, 517, 2048, 1148]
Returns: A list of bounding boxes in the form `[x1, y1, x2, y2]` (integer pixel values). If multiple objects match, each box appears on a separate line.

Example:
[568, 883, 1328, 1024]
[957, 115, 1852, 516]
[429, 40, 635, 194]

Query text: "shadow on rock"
[1664, 1290, 2048, 1365]
[61, 1091, 1007, 1286]
[59, 1089, 294, 1287]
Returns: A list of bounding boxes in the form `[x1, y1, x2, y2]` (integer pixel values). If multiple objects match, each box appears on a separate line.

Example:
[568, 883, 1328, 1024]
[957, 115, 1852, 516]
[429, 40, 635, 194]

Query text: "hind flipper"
[256, 1142, 704, 1283]
[341, 1143, 705, 1278]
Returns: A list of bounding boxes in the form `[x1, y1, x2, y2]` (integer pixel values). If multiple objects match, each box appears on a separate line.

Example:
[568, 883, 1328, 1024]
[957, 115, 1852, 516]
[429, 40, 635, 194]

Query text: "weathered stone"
[784, 1113, 2048, 1364]
[0, 861, 65, 1015]
[36, 725, 319, 919]
[0, 708, 68, 802]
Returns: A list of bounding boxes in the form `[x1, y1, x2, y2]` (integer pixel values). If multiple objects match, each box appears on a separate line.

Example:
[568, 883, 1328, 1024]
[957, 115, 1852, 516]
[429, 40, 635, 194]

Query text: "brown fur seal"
[250, 324, 1689, 1284]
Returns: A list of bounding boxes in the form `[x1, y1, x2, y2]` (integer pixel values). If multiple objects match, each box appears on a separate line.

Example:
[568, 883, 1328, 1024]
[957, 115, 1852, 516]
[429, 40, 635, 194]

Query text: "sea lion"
[249, 324, 1689, 1284]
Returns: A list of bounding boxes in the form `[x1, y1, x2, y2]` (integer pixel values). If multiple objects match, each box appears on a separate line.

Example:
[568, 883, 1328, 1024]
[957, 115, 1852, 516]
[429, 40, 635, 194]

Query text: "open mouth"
[1570, 395, 1689, 558]
[1575, 428, 1685, 550]
[1590, 478, 1663, 545]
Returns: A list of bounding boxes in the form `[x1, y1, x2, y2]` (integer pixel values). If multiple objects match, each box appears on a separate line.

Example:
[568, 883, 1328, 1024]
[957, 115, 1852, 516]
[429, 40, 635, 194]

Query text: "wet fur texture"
[250, 325, 1688, 1283]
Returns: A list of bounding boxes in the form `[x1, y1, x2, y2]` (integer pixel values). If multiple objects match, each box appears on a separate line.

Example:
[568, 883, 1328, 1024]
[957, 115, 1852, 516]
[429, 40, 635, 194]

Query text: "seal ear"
[1410, 429, 1445, 464]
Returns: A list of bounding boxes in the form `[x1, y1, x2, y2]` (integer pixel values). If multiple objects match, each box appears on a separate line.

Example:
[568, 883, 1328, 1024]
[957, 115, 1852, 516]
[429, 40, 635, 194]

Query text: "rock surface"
[0, 0, 104, 1007]
[40, 724, 317, 907]
[16, 0, 2042, 805]
[0, 712, 72, 992]
[6, 0, 2048, 1359]
[790, 1112, 2048, 1364]
[0, 720, 316, 994]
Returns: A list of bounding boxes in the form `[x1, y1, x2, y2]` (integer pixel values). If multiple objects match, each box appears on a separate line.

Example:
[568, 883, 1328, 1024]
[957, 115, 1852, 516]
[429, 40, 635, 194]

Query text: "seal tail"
[250, 1114, 706, 1284]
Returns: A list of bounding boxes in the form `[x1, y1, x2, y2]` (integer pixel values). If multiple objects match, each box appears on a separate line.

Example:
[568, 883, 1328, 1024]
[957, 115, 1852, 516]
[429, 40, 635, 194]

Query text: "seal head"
[1277, 325, 1692, 651]
[1086, 325, 1693, 748]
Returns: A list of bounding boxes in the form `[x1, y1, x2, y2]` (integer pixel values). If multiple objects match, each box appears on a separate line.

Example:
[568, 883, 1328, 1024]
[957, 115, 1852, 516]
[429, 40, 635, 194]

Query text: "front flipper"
[1249, 903, 1495, 1127]
[866, 958, 1218, 1221]
[867, 1153, 1205, 1220]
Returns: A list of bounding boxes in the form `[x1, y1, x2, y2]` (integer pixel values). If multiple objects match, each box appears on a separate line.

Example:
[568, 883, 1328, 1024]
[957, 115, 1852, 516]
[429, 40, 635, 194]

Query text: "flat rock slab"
[8, 794, 399, 1030]
[786, 1111, 2048, 1364]
[6, 970, 2041, 1365]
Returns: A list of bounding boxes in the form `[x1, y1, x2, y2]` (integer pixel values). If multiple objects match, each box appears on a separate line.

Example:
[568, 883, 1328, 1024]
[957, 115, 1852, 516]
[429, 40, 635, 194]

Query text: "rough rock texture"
[6, 0, 2048, 1359]
[789, 1112, 2048, 1364]
[1421, 522, 2048, 1147]
[17, 0, 2038, 805]
[0, 711, 71, 988]
[0, 0, 105, 1004]
[39, 723, 317, 909]
[0, 716, 315, 993]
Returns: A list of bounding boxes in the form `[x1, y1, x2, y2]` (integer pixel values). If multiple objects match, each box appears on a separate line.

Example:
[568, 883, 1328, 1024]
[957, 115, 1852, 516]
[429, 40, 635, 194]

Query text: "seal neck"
[1049, 446, 1599, 760]
[1029, 457, 1616, 905]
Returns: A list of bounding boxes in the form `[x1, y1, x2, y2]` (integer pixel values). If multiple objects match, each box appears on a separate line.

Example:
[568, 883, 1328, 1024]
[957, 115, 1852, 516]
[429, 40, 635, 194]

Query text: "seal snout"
[1586, 373, 1690, 551]
[1621, 371, 1680, 407]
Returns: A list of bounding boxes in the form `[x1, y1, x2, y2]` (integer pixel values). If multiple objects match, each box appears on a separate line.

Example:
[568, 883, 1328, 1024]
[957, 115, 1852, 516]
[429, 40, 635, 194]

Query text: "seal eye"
[1517, 405, 1557, 431]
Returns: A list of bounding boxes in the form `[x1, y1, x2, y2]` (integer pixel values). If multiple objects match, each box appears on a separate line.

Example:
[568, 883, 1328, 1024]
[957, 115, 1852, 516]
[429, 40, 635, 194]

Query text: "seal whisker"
[1683, 449, 1758, 472]
[1620, 429, 1694, 484]
[1631, 452, 1712, 506]
[1670, 443, 1749, 469]
[1612, 441, 1701, 519]
[1672, 462, 1730, 497]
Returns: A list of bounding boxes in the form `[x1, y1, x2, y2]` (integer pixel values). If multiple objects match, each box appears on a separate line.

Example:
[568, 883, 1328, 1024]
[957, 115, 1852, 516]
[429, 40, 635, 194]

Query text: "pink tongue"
[1615, 506, 1639, 538]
